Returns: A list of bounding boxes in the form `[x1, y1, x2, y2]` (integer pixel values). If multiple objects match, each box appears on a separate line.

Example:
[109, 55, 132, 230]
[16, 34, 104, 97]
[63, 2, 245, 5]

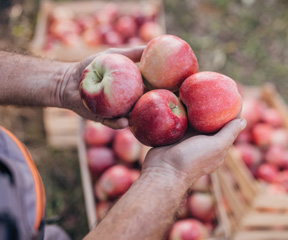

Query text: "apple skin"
[84, 121, 115, 146]
[129, 89, 188, 147]
[255, 163, 278, 183]
[139, 21, 164, 42]
[139, 35, 199, 92]
[87, 146, 116, 176]
[79, 54, 144, 118]
[168, 219, 208, 240]
[180, 71, 242, 133]
[234, 143, 262, 169]
[94, 164, 133, 201]
[113, 128, 142, 163]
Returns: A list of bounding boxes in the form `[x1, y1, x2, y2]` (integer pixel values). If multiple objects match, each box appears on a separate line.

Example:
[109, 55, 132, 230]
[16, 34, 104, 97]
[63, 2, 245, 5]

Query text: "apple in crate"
[95, 164, 133, 201]
[79, 54, 144, 118]
[113, 128, 142, 163]
[87, 146, 116, 176]
[251, 123, 273, 147]
[255, 163, 278, 183]
[180, 71, 242, 133]
[129, 89, 188, 147]
[139, 35, 199, 92]
[168, 219, 208, 240]
[188, 192, 215, 222]
[84, 121, 115, 146]
[139, 21, 164, 42]
[234, 143, 262, 169]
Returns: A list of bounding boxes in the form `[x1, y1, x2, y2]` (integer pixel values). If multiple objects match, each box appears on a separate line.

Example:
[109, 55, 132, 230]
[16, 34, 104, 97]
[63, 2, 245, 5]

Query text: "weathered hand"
[142, 118, 247, 188]
[58, 46, 145, 129]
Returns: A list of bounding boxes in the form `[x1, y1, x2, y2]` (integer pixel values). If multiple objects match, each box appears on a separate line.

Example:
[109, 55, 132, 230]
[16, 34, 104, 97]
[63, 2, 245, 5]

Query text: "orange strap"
[0, 126, 46, 230]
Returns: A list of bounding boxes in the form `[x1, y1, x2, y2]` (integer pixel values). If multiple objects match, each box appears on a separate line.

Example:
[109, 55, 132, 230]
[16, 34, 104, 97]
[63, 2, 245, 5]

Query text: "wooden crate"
[43, 107, 79, 149]
[216, 83, 288, 240]
[30, 0, 166, 62]
[77, 117, 231, 239]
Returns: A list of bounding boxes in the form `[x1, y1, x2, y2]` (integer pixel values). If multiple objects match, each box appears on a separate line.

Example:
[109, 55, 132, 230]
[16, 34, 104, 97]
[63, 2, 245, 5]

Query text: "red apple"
[113, 128, 142, 163]
[96, 201, 113, 220]
[234, 129, 252, 144]
[130, 169, 140, 182]
[87, 146, 116, 175]
[188, 192, 215, 222]
[180, 71, 242, 133]
[115, 16, 137, 39]
[139, 35, 199, 92]
[95, 164, 133, 201]
[79, 54, 144, 118]
[82, 28, 102, 47]
[251, 123, 273, 147]
[270, 128, 288, 148]
[49, 19, 81, 40]
[255, 163, 278, 183]
[234, 143, 262, 169]
[264, 145, 286, 168]
[129, 89, 188, 147]
[260, 108, 283, 128]
[274, 170, 288, 192]
[139, 21, 164, 42]
[103, 30, 124, 46]
[84, 121, 115, 146]
[241, 98, 263, 129]
[168, 219, 208, 240]
[190, 175, 210, 192]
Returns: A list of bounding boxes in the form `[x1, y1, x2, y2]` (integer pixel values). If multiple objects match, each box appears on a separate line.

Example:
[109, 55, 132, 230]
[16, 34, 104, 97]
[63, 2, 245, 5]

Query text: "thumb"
[214, 118, 247, 148]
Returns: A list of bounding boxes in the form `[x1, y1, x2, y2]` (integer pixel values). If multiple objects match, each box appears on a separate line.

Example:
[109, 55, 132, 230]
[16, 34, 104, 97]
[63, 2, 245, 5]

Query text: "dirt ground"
[1, 0, 288, 239]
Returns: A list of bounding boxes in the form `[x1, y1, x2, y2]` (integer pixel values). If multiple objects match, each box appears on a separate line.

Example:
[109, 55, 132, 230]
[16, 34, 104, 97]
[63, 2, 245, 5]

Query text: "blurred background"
[1, 0, 288, 239]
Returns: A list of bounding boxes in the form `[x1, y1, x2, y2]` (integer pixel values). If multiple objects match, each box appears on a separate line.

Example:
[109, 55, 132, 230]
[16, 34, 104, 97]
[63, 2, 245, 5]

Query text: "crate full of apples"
[233, 84, 288, 194]
[78, 119, 228, 239]
[30, 0, 165, 61]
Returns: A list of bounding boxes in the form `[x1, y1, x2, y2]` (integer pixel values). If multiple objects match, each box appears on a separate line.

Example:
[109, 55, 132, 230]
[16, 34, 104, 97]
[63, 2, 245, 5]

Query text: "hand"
[58, 46, 145, 129]
[142, 118, 247, 189]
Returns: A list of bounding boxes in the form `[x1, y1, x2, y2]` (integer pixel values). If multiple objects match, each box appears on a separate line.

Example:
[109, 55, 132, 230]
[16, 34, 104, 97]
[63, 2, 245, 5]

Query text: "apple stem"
[94, 69, 103, 82]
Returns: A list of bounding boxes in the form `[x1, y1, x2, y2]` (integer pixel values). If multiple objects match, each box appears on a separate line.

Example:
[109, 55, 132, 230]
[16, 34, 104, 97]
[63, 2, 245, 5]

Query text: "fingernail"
[240, 118, 247, 130]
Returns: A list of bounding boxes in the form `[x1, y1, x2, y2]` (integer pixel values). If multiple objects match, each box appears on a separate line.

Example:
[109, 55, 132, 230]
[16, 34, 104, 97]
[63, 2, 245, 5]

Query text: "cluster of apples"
[44, 3, 163, 51]
[83, 120, 151, 219]
[234, 96, 288, 193]
[79, 34, 242, 147]
[83, 121, 218, 239]
[168, 175, 217, 240]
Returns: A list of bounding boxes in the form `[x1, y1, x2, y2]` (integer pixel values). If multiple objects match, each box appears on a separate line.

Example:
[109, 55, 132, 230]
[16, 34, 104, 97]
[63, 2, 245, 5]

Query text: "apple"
[139, 35, 199, 92]
[270, 128, 288, 148]
[234, 143, 262, 169]
[251, 123, 273, 147]
[113, 128, 142, 163]
[83, 121, 115, 146]
[82, 28, 102, 47]
[190, 175, 210, 192]
[79, 53, 144, 118]
[130, 169, 140, 182]
[180, 71, 242, 133]
[139, 21, 164, 42]
[264, 145, 286, 168]
[115, 16, 137, 39]
[94, 164, 133, 201]
[87, 146, 116, 176]
[241, 98, 263, 129]
[94, 3, 119, 25]
[274, 170, 288, 192]
[234, 129, 252, 144]
[255, 163, 278, 183]
[103, 30, 124, 46]
[48, 19, 81, 40]
[129, 89, 188, 147]
[96, 201, 113, 220]
[168, 219, 208, 240]
[188, 192, 215, 222]
[260, 107, 283, 128]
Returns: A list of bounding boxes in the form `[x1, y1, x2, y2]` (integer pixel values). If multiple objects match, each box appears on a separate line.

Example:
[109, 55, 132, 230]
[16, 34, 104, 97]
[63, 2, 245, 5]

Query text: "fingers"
[101, 117, 129, 129]
[105, 46, 146, 62]
[214, 118, 247, 149]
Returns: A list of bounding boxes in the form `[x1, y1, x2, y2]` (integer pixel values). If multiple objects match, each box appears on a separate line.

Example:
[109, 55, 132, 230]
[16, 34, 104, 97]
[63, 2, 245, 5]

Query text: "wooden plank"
[233, 230, 288, 240]
[252, 194, 288, 210]
[241, 211, 288, 227]
[77, 117, 97, 229]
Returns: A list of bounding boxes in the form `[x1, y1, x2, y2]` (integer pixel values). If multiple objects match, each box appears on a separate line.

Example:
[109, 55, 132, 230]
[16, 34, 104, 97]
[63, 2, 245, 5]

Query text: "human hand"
[141, 118, 247, 189]
[57, 46, 145, 129]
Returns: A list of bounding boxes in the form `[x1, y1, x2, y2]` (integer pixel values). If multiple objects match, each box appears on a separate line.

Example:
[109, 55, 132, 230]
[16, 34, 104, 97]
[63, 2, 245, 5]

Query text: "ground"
[0, 0, 288, 239]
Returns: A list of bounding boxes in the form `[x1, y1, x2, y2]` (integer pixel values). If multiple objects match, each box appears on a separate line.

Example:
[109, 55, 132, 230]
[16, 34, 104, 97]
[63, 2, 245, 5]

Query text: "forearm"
[0, 51, 70, 107]
[84, 168, 190, 240]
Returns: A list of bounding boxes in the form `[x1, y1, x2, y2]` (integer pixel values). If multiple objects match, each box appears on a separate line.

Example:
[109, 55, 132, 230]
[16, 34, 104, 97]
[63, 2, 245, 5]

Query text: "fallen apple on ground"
[79, 53, 144, 118]
[180, 71, 242, 133]
[129, 89, 188, 147]
[139, 34, 199, 92]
